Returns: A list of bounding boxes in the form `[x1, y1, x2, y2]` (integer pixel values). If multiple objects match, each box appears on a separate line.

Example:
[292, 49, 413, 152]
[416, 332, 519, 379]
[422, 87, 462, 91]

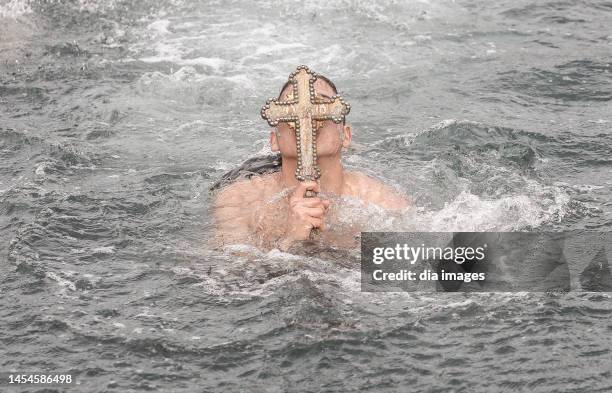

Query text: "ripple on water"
[2, 1, 612, 392]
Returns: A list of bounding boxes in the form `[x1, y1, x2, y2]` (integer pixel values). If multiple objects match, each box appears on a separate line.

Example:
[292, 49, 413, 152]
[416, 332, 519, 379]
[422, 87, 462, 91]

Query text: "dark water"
[1, 0, 611, 392]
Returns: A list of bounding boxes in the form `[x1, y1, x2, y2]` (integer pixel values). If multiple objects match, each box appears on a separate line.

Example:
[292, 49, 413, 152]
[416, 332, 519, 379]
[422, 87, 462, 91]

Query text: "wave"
[495, 60, 612, 103]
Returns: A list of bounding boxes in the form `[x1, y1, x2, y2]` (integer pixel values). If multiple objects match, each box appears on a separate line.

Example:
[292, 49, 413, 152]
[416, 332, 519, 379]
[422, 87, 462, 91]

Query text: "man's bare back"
[212, 170, 410, 251]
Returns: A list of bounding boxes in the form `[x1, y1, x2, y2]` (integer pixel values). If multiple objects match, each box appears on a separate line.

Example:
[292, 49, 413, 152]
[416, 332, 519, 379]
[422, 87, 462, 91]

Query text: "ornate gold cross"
[261, 65, 350, 186]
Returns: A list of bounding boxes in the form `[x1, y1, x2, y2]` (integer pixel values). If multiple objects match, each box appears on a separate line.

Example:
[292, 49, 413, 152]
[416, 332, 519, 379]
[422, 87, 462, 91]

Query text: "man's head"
[269, 74, 352, 160]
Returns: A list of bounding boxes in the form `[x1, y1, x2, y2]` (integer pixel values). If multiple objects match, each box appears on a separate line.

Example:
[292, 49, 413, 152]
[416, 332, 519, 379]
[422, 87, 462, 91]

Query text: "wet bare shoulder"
[213, 173, 278, 210]
[212, 175, 272, 245]
[344, 171, 411, 210]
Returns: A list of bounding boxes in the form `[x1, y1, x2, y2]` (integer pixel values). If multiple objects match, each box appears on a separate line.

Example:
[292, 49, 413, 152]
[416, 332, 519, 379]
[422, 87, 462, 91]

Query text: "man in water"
[213, 70, 410, 251]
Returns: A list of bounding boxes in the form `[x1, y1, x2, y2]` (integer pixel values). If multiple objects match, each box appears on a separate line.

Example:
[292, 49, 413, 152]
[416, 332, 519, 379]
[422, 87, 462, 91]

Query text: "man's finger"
[308, 217, 323, 228]
[300, 198, 323, 207]
[291, 181, 316, 200]
[296, 181, 320, 196]
[296, 181, 317, 191]
[301, 207, 325, 217]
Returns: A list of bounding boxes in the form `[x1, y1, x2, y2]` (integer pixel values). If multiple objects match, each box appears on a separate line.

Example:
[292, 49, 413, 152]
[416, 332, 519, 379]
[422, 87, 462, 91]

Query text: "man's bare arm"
[350, 172, 412, 210]
[211, 180, 259, 247]
[371, 182, 412, 210]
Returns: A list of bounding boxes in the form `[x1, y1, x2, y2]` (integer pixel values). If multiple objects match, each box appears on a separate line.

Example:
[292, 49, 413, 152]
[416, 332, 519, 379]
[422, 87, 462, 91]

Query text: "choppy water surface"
[1, 0, 611, 392]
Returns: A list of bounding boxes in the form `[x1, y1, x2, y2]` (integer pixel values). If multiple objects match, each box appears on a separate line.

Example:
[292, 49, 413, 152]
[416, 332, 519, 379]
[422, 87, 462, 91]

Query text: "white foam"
[45, 272, 76, 292]
[401, 189, 570, 232]
[147, 19, 171, 35]
[77, 0, 118, 13]
[213, 160, 235, 171]
[34, 162, 46, 176]
[92, 246, 115, 254]
[0, 0, 32, 19]
[137, 42, 227, 71]
[254, 42, 308, 56]
[135, 66, 250, 103]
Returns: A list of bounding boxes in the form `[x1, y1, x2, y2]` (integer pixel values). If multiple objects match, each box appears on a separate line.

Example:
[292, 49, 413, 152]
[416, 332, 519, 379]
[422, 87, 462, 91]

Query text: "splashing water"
[2, 0, 612, 391]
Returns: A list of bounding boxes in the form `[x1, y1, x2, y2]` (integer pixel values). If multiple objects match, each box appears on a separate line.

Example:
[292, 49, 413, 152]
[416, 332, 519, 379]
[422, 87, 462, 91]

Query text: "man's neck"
[279, 155, 344, 195]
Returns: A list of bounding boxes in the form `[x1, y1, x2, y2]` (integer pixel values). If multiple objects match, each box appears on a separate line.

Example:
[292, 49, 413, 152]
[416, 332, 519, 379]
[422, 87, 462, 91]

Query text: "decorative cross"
[261, 65, 350, 188]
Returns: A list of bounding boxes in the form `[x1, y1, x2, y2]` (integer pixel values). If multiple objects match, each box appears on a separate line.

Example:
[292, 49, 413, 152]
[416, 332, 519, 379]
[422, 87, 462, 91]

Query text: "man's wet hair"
[277, 74, 338, 98]
[278, 74, 346, 125]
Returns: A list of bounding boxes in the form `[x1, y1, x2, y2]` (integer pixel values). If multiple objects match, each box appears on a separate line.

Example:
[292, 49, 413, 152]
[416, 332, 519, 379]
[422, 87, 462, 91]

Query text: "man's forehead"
[279, 78, 336, 100]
